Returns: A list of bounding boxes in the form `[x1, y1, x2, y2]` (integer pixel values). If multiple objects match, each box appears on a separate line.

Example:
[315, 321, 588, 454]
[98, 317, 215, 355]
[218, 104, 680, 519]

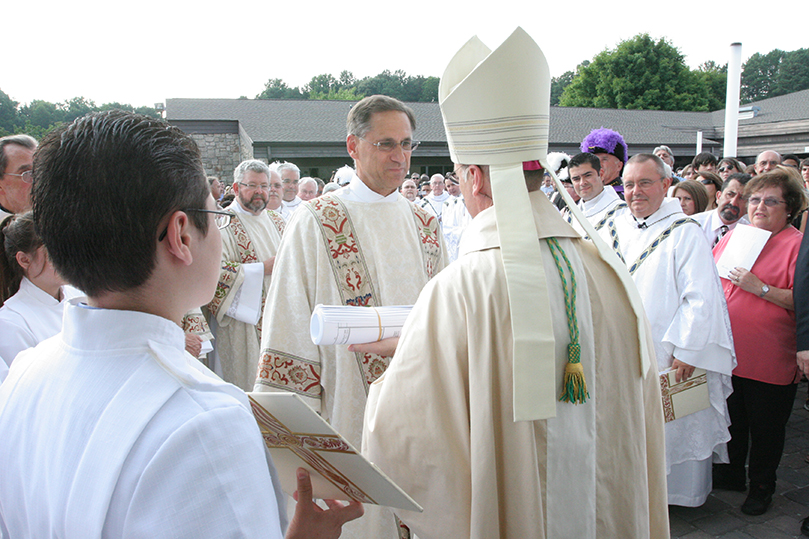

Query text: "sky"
[4, 0, 806, 108]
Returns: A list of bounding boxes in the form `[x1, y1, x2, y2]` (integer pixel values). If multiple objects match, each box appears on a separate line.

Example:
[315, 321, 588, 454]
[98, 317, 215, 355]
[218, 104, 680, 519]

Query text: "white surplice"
[209, 201, 282, 391]
[363, 192, 669, 538]
[0, 277, 83, 379]
[600, 198, 736, 506]
[568, 184, 625, 235]
[0, 302, 285, 538]
[255, 174, 446, 539]
[441, 194, 472, 263]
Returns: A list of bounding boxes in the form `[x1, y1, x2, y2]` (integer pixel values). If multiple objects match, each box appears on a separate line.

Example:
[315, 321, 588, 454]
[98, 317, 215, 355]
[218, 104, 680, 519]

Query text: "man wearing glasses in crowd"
[0, 134, 36, 221]
[206, 159, 286, 392]
[275, 161, 303, 220]
[255, 94, 446, 539]
[693, 173, 751, 247]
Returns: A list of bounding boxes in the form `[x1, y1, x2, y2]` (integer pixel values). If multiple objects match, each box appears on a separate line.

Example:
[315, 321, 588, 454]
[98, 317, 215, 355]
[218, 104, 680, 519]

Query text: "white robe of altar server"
[0, 277, 83, 380]
[255, 174, 446, 539]
[568, 184, 624, 235]
[363, 192, 669, 539]
[0, 302, 285, 538]
[600, 198, 735, 506]
[441, 195, 472, 263]
[211, 201, 282, 391]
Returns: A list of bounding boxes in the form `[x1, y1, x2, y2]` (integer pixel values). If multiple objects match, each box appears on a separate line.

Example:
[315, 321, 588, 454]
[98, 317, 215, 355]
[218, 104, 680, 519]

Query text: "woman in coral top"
[711, 166, 806, 516]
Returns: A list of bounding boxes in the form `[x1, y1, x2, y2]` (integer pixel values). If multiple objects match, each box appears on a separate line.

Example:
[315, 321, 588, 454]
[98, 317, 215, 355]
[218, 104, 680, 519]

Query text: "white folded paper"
[715, 224, 771, 280]
[310, 304, 412, 346]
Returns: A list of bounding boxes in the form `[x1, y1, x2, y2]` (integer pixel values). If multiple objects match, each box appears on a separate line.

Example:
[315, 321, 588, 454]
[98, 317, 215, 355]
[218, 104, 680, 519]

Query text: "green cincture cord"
[546, 237, 588, 404]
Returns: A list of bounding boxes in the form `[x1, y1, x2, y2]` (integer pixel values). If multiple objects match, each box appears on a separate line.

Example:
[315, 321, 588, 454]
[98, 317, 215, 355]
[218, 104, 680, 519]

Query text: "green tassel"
[559, 343, 589, 404]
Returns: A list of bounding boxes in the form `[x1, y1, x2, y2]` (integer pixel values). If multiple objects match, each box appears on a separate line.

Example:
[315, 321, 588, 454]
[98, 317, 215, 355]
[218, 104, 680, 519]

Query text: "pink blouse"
[713, 226, 802, 385]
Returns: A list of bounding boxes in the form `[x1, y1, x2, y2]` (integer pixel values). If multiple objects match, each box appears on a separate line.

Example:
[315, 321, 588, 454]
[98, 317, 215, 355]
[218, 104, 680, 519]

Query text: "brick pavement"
[670, 380, 809, 538]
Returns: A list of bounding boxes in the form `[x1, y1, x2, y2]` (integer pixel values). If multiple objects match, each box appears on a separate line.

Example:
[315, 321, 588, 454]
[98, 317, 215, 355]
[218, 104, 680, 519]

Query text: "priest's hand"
[184, 333, 203, 357]
[348, 337, 399, 358]
[798, 351, 809, 378]
[286, 468, 364, 539]
[263, 256, 276, 275]
[671, 359, 695, 383]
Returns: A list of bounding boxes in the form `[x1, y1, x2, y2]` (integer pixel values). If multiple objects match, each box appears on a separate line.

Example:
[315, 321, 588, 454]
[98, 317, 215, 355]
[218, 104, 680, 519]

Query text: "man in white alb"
[599, 153, 736, 507]
[275, 161, 303, 221]
[255, 95, 446, 539]
[567, 151, 625, 234]
[417, 173, 451, 223]
[207, 159, 285, 391]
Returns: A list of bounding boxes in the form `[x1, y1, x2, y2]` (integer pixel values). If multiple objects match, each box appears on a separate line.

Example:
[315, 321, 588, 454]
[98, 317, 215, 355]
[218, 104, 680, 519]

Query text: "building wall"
[190, 133, 242, 184]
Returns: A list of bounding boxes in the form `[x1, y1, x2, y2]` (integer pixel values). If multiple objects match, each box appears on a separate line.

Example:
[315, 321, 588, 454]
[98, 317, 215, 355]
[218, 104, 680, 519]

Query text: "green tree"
[550, 70, 575, 106]
[559, 34, 721, 111]
[61, 96, 96, 123]
[0, 88, 20, 136]
[772, 49, 809, 98]
[256, 78, 305, 99]
[741, 49, 785, 102]
[305, 73, 340, 96]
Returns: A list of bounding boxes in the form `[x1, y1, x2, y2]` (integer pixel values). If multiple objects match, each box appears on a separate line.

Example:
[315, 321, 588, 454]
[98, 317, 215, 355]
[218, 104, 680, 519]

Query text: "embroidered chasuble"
[255, 179, 446, 539]
[599, 198, 736, 506]
[363, 192, 669, 538]
[207, 201, 283, 391]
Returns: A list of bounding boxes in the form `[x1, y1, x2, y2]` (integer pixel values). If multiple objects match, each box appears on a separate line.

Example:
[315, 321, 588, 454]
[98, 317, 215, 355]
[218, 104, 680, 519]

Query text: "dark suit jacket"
[795, 229, 809, 351]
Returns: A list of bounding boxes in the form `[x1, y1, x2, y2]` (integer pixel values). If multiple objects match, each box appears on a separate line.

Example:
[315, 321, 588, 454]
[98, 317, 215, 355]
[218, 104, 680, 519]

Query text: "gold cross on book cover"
[248, 392, 422, 512]
[659, 368, 710, 423]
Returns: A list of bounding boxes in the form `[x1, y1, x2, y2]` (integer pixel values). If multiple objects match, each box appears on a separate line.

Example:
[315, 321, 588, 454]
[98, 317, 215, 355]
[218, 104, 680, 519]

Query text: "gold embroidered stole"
[307, 195, 441, 392]
[208, 213, 273, 335]
[267, 209, 286, 237]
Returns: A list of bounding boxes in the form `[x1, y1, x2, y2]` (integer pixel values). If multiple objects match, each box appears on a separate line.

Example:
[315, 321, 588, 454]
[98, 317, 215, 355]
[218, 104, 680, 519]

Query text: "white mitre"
[439, 27, 651, 421]
[440, 27, 556, 421]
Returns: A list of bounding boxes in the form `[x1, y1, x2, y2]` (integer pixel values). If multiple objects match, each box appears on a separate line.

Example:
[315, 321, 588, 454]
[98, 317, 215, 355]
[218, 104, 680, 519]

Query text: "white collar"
[624, 198, 684, 228]
[428, 191, 450, 203]
[283, 196, 302, 208]
[579, 185, 620, 216]
[336, 174, 400, 203]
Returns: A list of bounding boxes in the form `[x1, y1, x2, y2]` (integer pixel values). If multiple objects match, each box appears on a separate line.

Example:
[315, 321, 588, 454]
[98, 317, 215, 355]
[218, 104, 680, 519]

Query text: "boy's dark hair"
[33, 110, 210, 296]
[568, 152, 602, 173]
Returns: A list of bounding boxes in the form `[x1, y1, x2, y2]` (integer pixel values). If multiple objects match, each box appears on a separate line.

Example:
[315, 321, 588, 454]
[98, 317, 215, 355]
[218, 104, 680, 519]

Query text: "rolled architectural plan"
[310, 304, 413, 345]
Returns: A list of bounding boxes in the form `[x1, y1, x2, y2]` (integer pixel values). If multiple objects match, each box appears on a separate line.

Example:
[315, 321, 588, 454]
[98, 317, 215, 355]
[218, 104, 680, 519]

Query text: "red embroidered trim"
[256, 349, 322, 399]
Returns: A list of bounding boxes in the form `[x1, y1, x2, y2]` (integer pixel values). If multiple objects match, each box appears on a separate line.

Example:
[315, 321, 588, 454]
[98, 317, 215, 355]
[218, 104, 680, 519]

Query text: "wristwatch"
[759, 284, 770, 298]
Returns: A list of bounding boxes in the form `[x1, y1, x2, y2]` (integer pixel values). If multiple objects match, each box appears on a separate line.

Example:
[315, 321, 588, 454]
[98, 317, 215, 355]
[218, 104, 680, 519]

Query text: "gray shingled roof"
[710, 88, 809, 126]
[166, 89, 809, 146]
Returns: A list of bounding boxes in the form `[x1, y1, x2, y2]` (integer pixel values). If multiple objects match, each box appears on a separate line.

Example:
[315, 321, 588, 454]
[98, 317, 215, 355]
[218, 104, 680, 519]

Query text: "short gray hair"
[0, 134, 37, 175]
[270, 161, 300, 178]
[346, 95, 416, 138]
[233, 159, 270, 184]
[653, 145, 674, 158]
[299, 177, 317, 188]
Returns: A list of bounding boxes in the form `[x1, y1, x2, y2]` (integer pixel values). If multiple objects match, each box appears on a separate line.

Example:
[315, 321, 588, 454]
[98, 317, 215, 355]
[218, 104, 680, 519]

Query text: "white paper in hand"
[715, 224, 771, 279]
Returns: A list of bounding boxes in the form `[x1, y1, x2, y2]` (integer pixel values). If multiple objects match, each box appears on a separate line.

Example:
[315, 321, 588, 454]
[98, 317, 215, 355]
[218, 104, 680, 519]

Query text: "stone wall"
[190, 133, 243, 184]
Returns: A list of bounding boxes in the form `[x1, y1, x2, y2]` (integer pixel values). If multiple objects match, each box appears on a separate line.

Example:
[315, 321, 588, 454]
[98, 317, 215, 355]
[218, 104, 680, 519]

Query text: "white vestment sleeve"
[225, 262, 264, 325]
